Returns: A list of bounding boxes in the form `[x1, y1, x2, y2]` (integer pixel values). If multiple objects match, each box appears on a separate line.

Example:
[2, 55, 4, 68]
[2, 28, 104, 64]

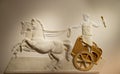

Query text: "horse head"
[21, 19, 45, 40]
[21, 20, 34, 39]
[31, 19, 45, 40]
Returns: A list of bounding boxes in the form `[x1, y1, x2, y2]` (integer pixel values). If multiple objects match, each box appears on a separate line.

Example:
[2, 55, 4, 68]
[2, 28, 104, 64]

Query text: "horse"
[12, 19, 71, 70]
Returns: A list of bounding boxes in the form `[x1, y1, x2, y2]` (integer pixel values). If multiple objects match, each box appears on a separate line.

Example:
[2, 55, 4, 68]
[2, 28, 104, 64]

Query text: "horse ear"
[31, 19, 35, 22]
[36, 19, 42, 24]
[20, 21, 25, 35]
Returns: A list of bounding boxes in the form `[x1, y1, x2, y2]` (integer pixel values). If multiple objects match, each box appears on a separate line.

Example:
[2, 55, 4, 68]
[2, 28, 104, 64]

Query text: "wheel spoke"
[86, 55, 88, 59]
[77, 60, 83, 63]
[80, 54, 85, 61]
[83, 62, 87, 68]
[78, 62, 82, 68]
[78, 55, 82, 60]
[86, 59, 92, 63]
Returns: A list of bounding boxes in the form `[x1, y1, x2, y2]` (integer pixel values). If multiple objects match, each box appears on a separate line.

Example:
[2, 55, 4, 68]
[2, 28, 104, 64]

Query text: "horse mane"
[35, 19, 45, 39]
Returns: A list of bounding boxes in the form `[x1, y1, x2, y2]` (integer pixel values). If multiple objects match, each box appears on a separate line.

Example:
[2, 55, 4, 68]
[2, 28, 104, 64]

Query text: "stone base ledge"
[4, 57, 99, 74]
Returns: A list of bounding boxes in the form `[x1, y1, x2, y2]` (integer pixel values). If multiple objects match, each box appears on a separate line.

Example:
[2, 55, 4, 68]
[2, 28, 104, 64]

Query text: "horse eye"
[27, 28, 31, 31]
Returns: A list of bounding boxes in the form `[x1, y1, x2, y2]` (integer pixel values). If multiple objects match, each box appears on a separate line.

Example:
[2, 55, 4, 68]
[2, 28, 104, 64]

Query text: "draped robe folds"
[82, 22, 93, 46]
[81, 20, 100, 46]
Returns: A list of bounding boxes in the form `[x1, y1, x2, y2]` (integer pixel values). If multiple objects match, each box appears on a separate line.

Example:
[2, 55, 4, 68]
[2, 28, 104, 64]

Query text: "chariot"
[71, 36, 102, 71]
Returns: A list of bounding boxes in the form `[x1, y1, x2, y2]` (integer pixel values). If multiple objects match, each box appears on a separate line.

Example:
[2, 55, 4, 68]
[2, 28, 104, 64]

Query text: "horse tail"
[63, 40, 71, 50]
[63, 40, 71, 61]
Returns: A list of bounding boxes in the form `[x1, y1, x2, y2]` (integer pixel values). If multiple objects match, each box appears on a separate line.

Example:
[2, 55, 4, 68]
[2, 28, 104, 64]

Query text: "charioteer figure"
[71, 13, 106, 71]
[81, 13, 106, 46]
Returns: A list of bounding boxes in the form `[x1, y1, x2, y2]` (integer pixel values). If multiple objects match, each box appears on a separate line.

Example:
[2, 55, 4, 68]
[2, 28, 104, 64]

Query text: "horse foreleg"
[50, 53, 59, 62]
[12, 43, 21, 52]
[12, 42, 23, 58]
[50, 52, 65, 70]
[48, 51, 54, 60]
[21, 39, 35, 52]
[45, 52, 59, 71]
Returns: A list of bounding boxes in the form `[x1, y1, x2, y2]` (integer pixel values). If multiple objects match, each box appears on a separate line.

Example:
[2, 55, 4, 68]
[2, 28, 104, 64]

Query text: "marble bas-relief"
[10, 13, 106, 72]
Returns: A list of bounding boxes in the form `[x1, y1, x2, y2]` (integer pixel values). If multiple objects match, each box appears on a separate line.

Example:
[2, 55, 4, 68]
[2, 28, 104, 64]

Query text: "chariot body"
[71, 36, 102, 71]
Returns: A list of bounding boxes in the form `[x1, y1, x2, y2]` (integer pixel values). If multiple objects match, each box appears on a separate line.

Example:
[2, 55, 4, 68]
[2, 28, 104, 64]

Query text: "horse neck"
[32, 25, 45, 40]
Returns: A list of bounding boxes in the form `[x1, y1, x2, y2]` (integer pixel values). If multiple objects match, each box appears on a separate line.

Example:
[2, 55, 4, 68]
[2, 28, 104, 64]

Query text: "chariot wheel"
[73, 51, 94, 71]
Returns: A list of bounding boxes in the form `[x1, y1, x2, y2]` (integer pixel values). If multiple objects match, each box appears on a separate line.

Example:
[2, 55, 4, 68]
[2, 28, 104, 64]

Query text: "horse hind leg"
[51, 52, 64, 69]
[50, 52, 59, 62]
[63, 40, 72, 61]
[63, 45, 72, 62]
[45, 51, 60, 71]
[48, 51, 54, 60]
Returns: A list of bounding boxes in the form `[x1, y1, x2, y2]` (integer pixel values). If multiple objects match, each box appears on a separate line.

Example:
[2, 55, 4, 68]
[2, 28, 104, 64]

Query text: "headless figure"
[81, 14, 103, 46]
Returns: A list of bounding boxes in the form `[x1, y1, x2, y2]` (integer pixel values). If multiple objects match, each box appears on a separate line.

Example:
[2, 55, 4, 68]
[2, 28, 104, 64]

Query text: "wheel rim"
[73, 51, 94, 71]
